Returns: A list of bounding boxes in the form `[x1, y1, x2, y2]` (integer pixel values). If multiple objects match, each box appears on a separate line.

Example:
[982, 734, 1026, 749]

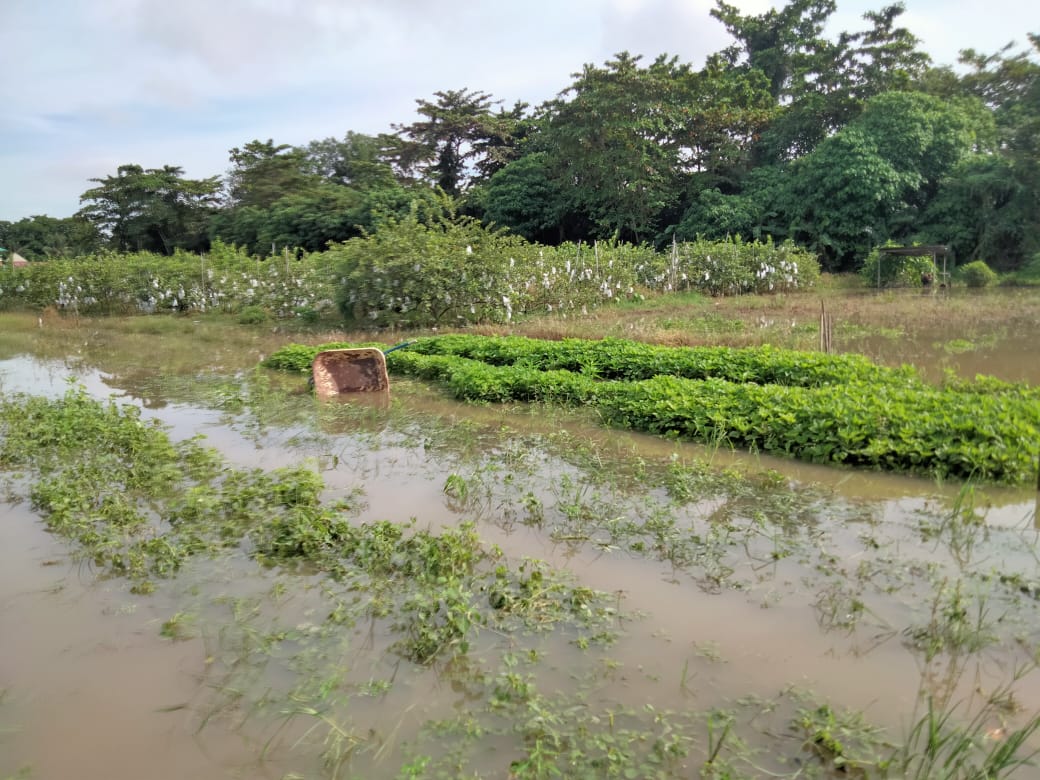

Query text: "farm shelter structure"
[0, 249, 29, 268]
[876, 245, 950, 288]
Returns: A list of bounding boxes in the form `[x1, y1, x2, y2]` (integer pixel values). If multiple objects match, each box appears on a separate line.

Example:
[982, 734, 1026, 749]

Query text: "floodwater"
[1, 309, 1039, 779]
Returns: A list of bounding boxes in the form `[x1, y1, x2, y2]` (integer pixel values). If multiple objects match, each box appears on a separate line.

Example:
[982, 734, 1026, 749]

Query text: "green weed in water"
[904, 578, 999, 662]
[891, 687, 1040, 779]
[797, 703, 888, 775]
[5, 367, 1040, 778]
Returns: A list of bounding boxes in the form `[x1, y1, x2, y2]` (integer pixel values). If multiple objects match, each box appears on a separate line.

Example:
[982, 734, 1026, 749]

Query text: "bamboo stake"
[819, 300, 833, 354]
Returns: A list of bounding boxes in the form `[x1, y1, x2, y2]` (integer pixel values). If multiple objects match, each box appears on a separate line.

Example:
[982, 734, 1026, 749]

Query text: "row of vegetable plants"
[0, 217, 819, 326]
[264, 337, 1040, 484]
[261, 335, 921, 389]
[398, 334, 920, 388]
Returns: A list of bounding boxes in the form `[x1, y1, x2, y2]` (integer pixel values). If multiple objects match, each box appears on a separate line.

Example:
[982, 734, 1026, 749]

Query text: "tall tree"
[481, 152, 574, 243]
[918, 156, 1030, 269]
[389, 89, 526, 196]
[712, 0, 838, 101]
[916, 35, 1040, 267]
[672, 55, 776, 191]
[78, 164, 220, 254]
[300, 132, 397, 190]
[712, 0, 930, 161]
[522, 50, 774, 244]
[538, 52, 697, 243]
[772, 91, 988, 268]
[955, 37, 1040, 118]
[209, 177, 442, 255]
[226, 139, 318, 209]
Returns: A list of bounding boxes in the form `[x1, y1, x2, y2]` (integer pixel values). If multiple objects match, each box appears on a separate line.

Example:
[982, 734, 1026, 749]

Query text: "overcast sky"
[1, 0, 1036, 221]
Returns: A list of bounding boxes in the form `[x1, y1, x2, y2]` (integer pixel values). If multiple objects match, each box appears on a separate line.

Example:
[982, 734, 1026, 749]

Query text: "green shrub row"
[377, 352, 1038, 483]
[643, 236, 820, 296]
[260, 341, 358, 373]
[263, 337, 1039, 483]
[401, 334, 920, 389]
[596, 375, 1037, 484]
[325, 210, 658, 328]
[0, 241, 339, 317]
[0, 220, 820, 326]
[387, 351, 603, 404]
[941, 372, 1040, 405]
[264, 334, 922, 390]
[317, 208, 821, 328]
[261, 342, 603, 403]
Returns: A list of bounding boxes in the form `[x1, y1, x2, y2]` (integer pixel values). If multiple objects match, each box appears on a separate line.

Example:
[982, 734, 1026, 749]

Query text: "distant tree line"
[3, 0, 1037, 272]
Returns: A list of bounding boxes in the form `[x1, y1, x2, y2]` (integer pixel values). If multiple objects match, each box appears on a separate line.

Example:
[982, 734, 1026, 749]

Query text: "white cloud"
[600, 0, 729, 64]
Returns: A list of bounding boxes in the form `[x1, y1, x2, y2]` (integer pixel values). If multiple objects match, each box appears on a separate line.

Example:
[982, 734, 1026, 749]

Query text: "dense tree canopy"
[0, 215, 99, 260]
[225, 139, 320, 210]
[78, 165, 220, 254]
[301, 132, 397, 190]
[15, 1, 1038, 271]
[766, 91, 990, 267]
[481, 152, 569, 244]
[712, 0, 930, 162]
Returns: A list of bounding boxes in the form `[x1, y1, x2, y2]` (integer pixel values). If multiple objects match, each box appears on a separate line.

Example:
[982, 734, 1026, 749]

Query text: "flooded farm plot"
[1, 311, 1039, 779]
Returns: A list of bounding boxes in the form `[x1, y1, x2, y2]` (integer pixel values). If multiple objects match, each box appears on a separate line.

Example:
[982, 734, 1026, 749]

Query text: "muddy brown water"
[1, 310, 1039, 779]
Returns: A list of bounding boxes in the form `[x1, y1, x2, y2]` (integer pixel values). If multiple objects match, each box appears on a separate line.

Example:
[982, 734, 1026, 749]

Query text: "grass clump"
[398, 668, 699, 779]
[237, 304, 271, 324]
[797, 703, 888, 775]
[891, 693, 1040, 779]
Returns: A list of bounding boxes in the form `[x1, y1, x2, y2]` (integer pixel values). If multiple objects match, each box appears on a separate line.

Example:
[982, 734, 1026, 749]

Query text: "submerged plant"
[904, 578, 998, 662]
[797, 703, 889, 774]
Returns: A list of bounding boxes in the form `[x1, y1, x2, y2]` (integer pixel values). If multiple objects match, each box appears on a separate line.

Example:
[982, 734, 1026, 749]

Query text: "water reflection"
[316, 392, 392, 435]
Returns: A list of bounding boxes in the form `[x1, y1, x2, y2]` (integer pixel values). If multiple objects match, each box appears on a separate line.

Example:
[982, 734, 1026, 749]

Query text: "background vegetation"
[0, 209, 820, 326]
[2, 0, 1038, 278]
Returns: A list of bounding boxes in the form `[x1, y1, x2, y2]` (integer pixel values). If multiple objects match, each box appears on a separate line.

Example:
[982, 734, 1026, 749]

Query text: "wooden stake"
[819, 300, 833, 354]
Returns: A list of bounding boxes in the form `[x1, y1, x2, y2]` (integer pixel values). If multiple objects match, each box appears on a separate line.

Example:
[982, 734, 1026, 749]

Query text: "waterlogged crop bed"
[265, 335, 1040, 484]
[3, 315, 1040, 780]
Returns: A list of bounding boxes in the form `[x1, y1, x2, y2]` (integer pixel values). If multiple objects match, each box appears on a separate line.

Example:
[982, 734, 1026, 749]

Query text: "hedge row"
[327, 218, 820, 329]
[0, 226, 820, 328]
[0, 242, 338, 317]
